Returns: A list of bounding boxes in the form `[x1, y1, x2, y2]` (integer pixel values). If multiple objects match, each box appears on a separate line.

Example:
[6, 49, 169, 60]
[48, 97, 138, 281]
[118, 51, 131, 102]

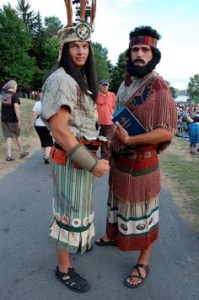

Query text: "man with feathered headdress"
[41, 0, 109, 293]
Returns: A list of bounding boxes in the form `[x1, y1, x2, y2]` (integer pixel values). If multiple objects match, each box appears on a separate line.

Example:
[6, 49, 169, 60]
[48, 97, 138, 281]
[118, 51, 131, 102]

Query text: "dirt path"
[0, 135, 40, 178]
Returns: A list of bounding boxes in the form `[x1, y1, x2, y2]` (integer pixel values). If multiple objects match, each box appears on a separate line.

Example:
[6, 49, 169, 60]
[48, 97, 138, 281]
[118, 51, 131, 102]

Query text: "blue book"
[112, 106, 146, 135]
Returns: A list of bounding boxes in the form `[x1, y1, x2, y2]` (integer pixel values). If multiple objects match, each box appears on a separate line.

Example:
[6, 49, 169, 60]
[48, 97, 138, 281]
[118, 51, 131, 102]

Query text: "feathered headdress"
[58, 0, 97, 46]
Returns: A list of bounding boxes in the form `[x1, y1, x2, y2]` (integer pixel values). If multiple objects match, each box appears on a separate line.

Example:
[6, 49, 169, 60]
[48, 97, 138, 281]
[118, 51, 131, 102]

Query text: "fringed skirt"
[48, 158, 95, 254]
[106, 147, 160, 251]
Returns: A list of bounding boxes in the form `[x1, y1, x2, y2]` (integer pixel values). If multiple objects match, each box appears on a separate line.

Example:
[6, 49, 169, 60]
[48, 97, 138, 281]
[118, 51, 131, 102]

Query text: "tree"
[16, 0, 62, 88]
[109, 52, 126, 93]
[91, 42, 111, 83]
[31, 11, 45, 66]
[0, 4, 35, 89]
[16, 0, 36, 33]
[166, 81, 178, 99]
[16, 0, 46, 88]
[44, 16, 63, 38]
[187, 74, 199, 103]
[40, 37, 60, 77]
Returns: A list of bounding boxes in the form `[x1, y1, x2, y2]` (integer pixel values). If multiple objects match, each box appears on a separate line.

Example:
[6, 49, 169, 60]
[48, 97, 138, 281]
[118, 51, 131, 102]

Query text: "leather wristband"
[69, 144, 98, 172]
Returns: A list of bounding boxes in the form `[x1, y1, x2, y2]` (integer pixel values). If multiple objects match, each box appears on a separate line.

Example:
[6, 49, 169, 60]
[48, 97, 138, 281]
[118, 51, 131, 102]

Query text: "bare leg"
[137, 244, 153, 265]
[16, 136, 28, 158]
[44, 146, 51, 159]
[56, 247, 72, 273]
[6, 137, 12, 157]
[16, 136, 24, 153]
[56, 246, 90, 292]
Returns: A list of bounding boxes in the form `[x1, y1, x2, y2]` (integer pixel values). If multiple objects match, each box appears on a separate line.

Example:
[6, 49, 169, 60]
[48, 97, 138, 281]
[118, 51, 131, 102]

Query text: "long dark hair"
[59, 43, 97, 102]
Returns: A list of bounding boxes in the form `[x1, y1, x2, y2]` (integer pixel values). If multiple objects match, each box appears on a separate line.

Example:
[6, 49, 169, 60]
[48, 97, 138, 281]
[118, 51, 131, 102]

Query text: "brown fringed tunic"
[106, 72, 177, 251]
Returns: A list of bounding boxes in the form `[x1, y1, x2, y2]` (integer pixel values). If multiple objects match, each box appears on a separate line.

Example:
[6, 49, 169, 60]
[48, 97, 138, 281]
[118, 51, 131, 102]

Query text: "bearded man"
[96, 26, 177, 288]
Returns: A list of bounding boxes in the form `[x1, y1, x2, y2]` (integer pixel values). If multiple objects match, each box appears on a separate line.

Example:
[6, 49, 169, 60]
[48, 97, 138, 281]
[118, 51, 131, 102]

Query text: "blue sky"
[1, 0, 199, 90]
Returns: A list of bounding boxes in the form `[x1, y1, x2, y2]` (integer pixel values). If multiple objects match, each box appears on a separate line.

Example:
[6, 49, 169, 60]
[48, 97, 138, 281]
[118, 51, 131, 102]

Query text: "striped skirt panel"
[106, 190, 159, 251]
[49, 158, 95, 253]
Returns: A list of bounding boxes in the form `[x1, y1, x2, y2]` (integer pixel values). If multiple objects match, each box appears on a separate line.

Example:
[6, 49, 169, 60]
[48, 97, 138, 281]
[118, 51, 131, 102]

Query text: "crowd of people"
[177, 103, 199, 154]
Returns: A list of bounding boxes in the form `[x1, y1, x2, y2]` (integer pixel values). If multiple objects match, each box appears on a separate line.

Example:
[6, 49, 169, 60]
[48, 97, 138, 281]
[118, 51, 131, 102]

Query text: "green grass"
[160, 145, 199, 213]
[19, 99, 35, 136]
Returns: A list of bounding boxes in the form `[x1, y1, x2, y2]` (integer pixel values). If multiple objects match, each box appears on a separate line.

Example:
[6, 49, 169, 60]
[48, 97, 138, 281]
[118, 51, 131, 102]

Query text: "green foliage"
[160, 142, 199, 210]
[1, 0, 194, 100]
[92, 42, 111, 83]
[44, 16, 63, 38]
[33, 37, 60, 86]
[0, 4, 35, 89]
[16, 1, 61, 89]
[109, 52, 126, 93]
[166, 81, 178, 98]
[1, 1, 110, 90]
[187, 74, 199, 103]
[42, 37, 60, 70]
[169, 86, 178, 98]
[16, 0, 36, 32]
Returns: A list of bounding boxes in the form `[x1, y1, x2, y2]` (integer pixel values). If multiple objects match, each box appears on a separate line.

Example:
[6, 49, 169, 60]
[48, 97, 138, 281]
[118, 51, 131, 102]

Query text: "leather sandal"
[20, 152, 28, 158]
[95, 237, 117, 246]
[6, 156, 15, 161]
[124, 264, 149, 288]
[55, 266, 90, 293]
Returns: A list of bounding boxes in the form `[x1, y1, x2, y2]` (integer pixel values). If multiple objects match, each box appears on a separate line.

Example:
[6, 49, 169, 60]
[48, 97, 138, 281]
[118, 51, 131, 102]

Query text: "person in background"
[97, 80, 116, 159]
[29, 92, 53, 164]
[1, 80, 28, 161]
[188, 115, 199, 154]
[40, 0, 109, 294]
[96, 26, 177, 288]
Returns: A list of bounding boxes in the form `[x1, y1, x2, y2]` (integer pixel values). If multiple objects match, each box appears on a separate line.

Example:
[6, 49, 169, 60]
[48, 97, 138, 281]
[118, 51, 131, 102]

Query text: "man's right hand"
[92, 159, 110, 177]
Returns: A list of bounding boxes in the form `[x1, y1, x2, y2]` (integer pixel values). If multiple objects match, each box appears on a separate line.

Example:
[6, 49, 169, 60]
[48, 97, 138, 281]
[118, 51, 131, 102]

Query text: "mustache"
[133, 59, 145, 64]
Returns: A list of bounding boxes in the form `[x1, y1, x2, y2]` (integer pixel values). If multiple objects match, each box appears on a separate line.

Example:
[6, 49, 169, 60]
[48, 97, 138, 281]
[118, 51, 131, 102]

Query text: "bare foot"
[125, 264, 149, 288]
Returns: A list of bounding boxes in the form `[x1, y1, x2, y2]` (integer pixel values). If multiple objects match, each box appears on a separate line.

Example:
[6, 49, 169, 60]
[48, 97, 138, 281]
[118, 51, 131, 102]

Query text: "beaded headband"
[129, 35, 158, 48]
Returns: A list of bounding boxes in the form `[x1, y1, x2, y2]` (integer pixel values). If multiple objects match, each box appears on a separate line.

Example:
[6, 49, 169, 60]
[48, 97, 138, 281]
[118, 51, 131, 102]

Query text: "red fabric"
[129, 36, 158, 48]
[109, 166, 161, 203]
[109, 145, 161, 203]
[106, 223, 159, 251]
[113, 153, 158, 172]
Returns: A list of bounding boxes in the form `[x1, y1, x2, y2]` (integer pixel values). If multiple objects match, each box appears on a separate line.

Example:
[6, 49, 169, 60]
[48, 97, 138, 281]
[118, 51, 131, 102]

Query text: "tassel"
[109, 165, 161, 204]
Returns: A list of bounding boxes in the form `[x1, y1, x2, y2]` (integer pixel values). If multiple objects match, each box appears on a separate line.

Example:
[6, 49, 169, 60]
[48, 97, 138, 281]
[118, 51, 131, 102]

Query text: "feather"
[64, 0, 73, 26]
[80, 0, 87, 22]
[90, 0, 96, 26]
